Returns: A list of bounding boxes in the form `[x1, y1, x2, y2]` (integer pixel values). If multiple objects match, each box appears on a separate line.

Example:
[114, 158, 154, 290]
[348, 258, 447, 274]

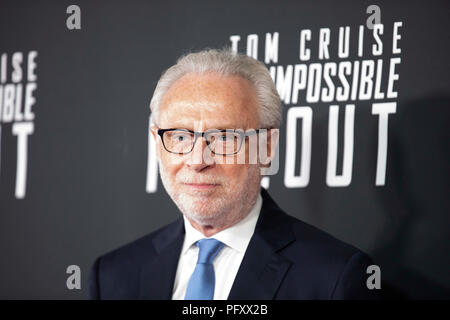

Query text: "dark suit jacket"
[88, 188, 380, 299]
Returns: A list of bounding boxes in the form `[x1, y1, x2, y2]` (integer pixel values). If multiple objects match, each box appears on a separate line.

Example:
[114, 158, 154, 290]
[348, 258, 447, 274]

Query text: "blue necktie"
[184, 238, 225, 300]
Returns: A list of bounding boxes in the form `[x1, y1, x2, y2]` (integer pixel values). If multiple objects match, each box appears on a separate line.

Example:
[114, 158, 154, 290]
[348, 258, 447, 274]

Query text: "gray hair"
[149, 48, 281, 128]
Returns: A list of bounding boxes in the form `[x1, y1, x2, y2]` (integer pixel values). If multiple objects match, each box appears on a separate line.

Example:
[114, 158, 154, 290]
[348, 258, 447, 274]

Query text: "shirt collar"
[181, 192, 263, 254]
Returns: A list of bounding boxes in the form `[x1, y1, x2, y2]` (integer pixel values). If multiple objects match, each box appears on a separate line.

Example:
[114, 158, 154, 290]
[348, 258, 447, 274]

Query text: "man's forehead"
[166, 71, 253, 94]
[159, 104, 253, 130]
[158, 73, 259, 129]
[161, 73, 256, 106]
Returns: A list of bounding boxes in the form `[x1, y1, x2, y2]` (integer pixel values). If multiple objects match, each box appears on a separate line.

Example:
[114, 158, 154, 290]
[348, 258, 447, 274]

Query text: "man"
[88, 49, 378, 300]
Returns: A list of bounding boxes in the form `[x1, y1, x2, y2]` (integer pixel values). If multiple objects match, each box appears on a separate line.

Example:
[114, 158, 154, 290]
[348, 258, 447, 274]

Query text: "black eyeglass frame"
[156, 128, 271, 155]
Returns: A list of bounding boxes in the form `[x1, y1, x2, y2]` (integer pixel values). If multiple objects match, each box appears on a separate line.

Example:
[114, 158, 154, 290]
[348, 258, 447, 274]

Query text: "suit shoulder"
[278, 212, 376, 298]
[282, 212, 371, 264]
[98, 218, 182, 267]
[261, 190, 367, 261]
[88, 219, 183, 299]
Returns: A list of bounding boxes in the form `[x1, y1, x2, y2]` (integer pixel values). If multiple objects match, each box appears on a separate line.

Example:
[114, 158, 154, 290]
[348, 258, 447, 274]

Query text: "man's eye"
[217, 134, 237, 142]
[172, 134, 190, 142]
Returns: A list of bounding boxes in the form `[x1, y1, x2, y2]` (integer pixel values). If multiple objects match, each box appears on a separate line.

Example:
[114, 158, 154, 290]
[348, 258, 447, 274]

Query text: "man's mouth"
[183, 183, 219, 190]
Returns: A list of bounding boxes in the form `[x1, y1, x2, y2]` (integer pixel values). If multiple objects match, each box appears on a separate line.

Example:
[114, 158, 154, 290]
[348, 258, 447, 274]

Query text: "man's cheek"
[161, 152, 180, 168]
[219, 169, 237, 189]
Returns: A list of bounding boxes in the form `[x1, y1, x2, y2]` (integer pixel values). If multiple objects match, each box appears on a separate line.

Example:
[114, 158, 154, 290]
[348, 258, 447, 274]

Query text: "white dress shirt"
[171, 192, 263, 300]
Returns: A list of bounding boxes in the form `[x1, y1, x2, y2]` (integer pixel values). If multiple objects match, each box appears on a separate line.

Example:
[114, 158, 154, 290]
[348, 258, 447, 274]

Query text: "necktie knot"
[196, 238, 224, 264]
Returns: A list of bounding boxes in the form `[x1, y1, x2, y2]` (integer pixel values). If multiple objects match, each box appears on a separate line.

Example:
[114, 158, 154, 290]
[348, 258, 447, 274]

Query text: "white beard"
[158, 161, 261, 228]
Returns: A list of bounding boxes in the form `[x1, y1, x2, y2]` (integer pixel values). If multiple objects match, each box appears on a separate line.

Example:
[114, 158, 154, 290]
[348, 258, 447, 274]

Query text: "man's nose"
[186, 137, 215, 171]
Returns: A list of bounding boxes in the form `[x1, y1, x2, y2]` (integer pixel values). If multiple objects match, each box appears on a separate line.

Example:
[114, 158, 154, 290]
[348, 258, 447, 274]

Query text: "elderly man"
[88, 49, 378, 300]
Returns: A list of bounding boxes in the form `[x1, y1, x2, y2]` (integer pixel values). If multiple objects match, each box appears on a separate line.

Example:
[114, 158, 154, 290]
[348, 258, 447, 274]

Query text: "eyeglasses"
[157, 128, 269, 155]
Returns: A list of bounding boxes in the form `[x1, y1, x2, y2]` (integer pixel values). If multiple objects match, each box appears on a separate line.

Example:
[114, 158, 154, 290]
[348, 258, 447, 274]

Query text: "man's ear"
[150, 125, 157, 140]
[267, 128, 279, 162]
[260, 128, 279, 167]
[150, 125, 161, 158]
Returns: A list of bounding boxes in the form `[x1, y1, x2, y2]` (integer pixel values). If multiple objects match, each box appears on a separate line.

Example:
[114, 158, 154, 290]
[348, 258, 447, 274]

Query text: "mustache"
[176, 175, 224, 185]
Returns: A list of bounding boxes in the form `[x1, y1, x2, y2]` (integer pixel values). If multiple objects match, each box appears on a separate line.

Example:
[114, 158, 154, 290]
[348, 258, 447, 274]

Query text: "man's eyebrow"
[209, 125, 240, 130]
[170, 125, 244, 131]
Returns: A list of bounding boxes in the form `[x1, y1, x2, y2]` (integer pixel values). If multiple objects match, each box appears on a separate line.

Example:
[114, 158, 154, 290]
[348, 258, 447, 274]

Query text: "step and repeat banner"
[1, 0, 449, 299]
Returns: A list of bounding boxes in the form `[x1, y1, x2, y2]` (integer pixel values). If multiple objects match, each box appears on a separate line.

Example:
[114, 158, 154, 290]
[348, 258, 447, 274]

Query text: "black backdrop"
[1, 0, 449, 299]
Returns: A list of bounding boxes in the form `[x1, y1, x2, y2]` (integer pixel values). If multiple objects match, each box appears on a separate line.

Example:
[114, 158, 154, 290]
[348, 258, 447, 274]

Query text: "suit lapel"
[138, 218, 185, 299]
[228, 189, 295, 300]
